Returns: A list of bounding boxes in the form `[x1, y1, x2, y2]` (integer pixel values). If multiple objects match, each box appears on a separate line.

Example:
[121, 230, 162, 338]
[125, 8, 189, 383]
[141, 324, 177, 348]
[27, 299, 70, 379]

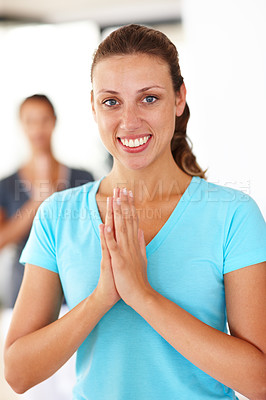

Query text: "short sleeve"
[69, 168, 94, 188]
[0, 178, 6, 209]
[223, 196, 266, 274]
[19, 194, 59, 273]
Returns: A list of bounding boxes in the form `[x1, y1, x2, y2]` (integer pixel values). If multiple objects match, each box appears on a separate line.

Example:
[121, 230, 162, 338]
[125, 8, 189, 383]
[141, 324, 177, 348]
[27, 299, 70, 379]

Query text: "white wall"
[181, 0, 266, 217]
[0, 21, 109, 181]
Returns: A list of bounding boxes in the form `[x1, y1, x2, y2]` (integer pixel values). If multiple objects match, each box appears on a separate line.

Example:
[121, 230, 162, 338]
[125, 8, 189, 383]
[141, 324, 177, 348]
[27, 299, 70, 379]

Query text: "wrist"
[90, 288, 118, 313]
[128, 284, 158, 311]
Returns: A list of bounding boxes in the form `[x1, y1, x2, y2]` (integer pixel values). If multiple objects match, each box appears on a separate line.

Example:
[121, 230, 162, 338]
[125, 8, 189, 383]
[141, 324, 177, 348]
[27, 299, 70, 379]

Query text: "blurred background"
[0, 0, 265, 399]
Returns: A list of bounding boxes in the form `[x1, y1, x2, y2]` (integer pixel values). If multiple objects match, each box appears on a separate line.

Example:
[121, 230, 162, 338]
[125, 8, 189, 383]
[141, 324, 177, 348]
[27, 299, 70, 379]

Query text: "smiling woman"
[91, 53, 185, 167]
[91, 26, 205, 178]
[3, 24, 266, 400]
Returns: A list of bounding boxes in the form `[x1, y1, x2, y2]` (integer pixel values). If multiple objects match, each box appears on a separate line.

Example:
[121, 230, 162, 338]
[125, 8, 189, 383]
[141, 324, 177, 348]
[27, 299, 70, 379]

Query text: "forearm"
[4, 290, 111, 394]
[0, 200, 40, 249]
[133, 289, 266, 399]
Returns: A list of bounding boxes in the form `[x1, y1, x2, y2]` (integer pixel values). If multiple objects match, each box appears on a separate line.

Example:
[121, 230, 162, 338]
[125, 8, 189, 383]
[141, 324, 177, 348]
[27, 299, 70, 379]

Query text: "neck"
[30, 147, 56, 161]
[102, 149, 191, 203]
[26, 149, 59, 171]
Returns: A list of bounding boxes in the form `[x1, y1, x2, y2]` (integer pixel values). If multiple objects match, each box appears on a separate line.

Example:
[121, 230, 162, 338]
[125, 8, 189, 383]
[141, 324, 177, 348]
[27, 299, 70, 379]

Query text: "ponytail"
[171, 103, 207, 179]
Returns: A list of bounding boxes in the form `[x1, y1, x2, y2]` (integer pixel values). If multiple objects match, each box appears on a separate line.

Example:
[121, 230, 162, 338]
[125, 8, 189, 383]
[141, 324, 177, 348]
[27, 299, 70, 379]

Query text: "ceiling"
[0, 0, 181, 28]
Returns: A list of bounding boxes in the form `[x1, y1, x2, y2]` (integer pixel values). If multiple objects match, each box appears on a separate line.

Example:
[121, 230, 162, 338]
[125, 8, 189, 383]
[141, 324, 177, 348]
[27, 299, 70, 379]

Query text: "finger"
[113, 190, 128, 247]
[138, 228, 147, 261]
[120, 188, 134, 241]
[105, 196, 115, 241]
[104, 223, 119, 254]
[128, 189, 139, 241]
[99, 224, 111, 264]
[113, 186, 120, 203]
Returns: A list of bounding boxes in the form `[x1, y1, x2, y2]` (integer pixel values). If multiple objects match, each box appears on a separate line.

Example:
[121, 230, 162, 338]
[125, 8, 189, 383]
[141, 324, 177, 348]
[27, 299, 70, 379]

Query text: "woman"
[0, 94, 94, 307]
[4, 25, 266, 400]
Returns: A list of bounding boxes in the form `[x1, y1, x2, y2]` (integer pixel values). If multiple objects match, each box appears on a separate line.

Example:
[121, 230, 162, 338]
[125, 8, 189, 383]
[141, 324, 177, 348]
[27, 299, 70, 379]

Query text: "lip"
[117, 135, 152, 153]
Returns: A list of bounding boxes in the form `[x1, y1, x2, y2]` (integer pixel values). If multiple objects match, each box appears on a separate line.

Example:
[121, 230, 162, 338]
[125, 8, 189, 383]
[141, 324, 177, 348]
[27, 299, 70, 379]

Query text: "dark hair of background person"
[91, 24, 207, 179]
[19, 94, 57, 119]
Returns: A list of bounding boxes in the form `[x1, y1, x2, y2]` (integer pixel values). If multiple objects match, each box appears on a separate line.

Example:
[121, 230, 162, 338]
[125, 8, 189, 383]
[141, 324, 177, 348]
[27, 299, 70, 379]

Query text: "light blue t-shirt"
[20, 176, 266, 400]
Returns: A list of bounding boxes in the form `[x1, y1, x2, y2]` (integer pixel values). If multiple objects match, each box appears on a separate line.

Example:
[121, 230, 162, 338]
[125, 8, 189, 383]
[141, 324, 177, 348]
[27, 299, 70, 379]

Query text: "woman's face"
[20, 100, 56, 153]
[91, 53, 186, 171]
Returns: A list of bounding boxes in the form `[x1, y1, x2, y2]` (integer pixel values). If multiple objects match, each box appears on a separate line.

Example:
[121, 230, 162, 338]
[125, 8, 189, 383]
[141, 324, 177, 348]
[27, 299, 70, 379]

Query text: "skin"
[91, 54, 188, 184]
[4, 54, 266, 399]
[19, 100, 63, 196]
[20, 100, 55, 155]
[0, 100, 64, 249]
[91, 54, 191, 245]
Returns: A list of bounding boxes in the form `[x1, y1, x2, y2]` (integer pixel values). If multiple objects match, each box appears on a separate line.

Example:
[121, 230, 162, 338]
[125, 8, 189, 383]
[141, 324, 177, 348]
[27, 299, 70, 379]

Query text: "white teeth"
[120, 135, 151, 148]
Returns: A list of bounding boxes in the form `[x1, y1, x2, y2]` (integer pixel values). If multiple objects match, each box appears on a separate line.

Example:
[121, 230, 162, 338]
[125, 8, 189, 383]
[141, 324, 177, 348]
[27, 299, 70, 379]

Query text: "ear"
[91, 90, 97, 123]
[175, 83, 187, 117]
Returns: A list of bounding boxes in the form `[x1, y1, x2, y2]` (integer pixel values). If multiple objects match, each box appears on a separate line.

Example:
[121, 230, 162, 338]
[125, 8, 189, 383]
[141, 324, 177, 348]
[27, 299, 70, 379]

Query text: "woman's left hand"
[103, 187, 153, 307]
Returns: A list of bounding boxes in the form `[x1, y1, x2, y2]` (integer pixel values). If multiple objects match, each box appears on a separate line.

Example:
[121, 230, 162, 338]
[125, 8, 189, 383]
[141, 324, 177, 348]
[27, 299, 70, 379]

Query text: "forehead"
[20, 100, 53, 115]
[92, 53, 172, 90]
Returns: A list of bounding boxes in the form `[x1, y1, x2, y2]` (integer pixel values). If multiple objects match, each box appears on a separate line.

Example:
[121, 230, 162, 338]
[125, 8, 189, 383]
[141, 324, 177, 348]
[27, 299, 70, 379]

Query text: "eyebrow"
[96, 85, 165, 95]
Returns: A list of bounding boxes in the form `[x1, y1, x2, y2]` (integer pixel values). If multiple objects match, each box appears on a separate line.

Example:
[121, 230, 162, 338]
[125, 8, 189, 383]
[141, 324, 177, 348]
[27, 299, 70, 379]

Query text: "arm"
[0, 202, 40, 249]
[132, 262, 266, 400]
[4, 196, 120, 394]
[4, 264, 112, 394]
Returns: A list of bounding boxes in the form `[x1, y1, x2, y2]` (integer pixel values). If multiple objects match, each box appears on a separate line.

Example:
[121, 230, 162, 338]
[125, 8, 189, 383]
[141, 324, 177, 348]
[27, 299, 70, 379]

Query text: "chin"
[123, 160, 150, 171]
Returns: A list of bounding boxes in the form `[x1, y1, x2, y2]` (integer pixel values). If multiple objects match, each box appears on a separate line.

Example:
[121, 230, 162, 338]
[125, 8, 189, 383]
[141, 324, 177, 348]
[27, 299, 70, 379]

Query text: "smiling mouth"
[118, 135, 151, 148]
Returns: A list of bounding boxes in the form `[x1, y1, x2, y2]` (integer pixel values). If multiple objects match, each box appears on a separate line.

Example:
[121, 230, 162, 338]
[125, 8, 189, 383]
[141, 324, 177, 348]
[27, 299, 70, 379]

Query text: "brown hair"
[91, 24, 207, 179]
[20, 94, 57, 119]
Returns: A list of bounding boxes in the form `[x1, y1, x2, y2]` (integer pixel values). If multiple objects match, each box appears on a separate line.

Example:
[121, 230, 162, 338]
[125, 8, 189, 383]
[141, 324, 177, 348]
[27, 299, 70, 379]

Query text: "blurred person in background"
[4, 25, 266, 400]
[0, 94, 94, 307]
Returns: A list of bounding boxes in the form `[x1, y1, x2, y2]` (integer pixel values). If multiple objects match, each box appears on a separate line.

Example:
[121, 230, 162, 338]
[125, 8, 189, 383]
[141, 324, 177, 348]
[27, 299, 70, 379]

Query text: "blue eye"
[103, 99, 118, 107]
[143, 96, 157, 104]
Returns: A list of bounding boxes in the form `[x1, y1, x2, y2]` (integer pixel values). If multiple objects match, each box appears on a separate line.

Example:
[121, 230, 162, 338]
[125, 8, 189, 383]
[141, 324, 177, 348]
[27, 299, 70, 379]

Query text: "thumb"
[138, 228, 147, 260]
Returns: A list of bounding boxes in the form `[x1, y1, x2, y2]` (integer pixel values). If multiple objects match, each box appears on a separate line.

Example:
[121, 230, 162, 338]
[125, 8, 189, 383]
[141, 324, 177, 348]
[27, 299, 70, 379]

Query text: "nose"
[120, 103, 142, 131]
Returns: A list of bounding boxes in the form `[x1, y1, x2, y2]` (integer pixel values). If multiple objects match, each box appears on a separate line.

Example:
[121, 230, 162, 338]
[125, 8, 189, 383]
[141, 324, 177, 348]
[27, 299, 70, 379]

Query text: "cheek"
[97, 112, 117, 135]
[152, 108, 175, 137]
[97, 117, 117, 152]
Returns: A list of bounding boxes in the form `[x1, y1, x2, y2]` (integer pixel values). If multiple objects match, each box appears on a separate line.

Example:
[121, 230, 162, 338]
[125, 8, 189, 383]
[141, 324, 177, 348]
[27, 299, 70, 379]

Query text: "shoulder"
[68, 167, 94, 187]
[48, 180, 96, 203]
[0, 171, 18, 188]
[0, 171, 20, 208]
[199, 178, 262, 215]
[200, 179, 249, 202]
[197, 179, 265, 243]
[40, 180, 98, 215]
[34, 180, 101, 236]
[197, 180, 266, 274]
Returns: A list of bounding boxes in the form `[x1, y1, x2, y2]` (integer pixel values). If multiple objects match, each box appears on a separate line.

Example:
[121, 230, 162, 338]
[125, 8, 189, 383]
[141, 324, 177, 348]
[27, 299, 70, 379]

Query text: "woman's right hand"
[94, 196, 121, 308]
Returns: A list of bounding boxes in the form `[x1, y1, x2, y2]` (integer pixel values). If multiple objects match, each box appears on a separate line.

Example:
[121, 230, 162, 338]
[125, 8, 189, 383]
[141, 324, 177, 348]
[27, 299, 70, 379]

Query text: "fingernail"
[116, 197, 121, 205]
[106, 226, 112, 233]
[122, 187, 127, 195]
[113, 188, 116, 197]
[129, 190, 133, 198]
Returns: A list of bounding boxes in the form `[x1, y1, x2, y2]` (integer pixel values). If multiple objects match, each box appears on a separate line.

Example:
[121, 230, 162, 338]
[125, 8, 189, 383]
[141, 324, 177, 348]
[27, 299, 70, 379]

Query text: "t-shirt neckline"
[89, 175, 202, 257]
